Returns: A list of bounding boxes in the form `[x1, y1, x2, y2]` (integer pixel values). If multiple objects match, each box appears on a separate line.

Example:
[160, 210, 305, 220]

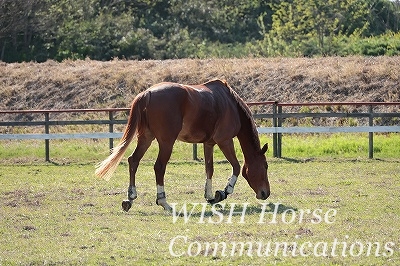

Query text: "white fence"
[1, 102, 399, 160]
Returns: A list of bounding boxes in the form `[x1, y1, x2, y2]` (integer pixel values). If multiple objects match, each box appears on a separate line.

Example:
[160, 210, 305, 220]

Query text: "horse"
[95, 79, 270, 212]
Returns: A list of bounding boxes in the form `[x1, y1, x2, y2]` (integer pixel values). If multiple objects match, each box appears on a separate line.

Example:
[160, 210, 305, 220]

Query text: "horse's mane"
[209, 79, 261, 150]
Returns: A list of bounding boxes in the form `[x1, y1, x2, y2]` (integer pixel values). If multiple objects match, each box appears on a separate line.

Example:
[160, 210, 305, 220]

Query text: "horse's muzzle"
[257, 190, 270, 200]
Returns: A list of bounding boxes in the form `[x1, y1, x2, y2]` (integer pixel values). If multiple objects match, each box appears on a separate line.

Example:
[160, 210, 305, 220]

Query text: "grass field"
[1, 134, 400, 265]
[1, 133, 400, 163]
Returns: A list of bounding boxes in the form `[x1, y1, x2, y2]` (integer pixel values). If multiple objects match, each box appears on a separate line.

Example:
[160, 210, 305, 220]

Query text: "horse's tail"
[95, 91, 148, 180]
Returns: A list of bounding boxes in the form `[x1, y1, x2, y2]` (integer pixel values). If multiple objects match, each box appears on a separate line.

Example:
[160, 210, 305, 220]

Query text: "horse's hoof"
[207, 198, 216, 204]
[163, 205, 173, 212]
[122, 200, 132, 212]
[207, 190, 227, 204]
[215, 190, 227, 203]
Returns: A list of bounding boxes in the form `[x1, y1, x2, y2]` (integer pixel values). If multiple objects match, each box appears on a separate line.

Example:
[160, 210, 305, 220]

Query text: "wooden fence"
[0, 102, 399, 161]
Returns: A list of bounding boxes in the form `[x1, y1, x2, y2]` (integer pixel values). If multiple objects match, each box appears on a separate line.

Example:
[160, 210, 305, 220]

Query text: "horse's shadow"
[263, 202, 298, 214]
[171, 202, 298, 218]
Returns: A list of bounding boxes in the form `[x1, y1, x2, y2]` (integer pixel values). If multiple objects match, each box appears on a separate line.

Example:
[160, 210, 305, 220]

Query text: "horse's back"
[143, 80, 240, 143]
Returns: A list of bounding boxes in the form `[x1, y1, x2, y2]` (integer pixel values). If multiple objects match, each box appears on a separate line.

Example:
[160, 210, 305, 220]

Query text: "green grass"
[0, 134, 399, 264]
[278, 133, 400, 159]
[0, 133, 399, 164]
[0, 151, 400, 264]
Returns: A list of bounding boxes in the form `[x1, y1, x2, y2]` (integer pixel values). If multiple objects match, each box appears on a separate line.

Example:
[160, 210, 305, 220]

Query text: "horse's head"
[242, 143, 270, 200]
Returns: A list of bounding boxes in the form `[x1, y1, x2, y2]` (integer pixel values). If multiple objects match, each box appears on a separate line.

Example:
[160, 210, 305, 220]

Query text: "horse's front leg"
[203, 143, 215, 202]
[154, 141, 174, 211]
[207, 139, 240, 204]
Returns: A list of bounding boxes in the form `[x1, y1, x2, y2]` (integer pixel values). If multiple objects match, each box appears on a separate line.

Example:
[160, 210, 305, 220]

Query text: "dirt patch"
[3, 189, 45, 208]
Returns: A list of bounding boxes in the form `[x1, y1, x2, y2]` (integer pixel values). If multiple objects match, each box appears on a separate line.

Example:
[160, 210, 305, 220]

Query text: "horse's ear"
[261, 143, 268, 154]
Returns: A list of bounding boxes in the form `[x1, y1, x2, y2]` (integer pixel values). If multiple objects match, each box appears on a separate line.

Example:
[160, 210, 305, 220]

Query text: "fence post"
[368, 105, 374, 159]
[272, 102, 278, 158]
[192, 144, 198, 160]
[109, 111, 114, 151]
[277, 105, 282, 158]
[44, 112, 50, 162]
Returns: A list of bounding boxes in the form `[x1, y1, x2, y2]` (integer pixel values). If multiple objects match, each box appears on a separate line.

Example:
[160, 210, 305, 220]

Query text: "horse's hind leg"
[122, 132, 154, 212]
[203, 143, 215, 202]
[154, 140, 175, 211]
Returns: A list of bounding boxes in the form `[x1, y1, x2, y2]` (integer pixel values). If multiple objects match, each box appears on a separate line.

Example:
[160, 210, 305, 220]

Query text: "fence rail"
[250, 101, 400, 158]
[1, 102, 399, 161]
[0, 108, 130, 161]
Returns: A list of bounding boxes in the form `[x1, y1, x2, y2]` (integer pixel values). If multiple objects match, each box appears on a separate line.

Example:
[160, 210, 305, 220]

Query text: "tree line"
[1, 0, 399, 62]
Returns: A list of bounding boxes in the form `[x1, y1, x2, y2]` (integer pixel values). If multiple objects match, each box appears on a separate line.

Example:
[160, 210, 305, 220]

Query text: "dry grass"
[0, 57, 399, 113]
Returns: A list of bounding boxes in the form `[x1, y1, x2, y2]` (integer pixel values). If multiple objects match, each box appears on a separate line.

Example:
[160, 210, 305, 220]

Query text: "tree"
[0, 0, 47, 61]
[264, 0, 370, 56]
[0, 0, 399, 61]
[366, 0, 400, 35]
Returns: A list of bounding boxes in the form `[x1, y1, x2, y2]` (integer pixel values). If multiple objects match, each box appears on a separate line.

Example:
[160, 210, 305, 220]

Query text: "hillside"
[0, 57, 399, 116]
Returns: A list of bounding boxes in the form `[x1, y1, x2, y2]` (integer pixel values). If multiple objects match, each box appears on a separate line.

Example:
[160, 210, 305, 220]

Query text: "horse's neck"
[229, 90, 261, 162]
[237, 116, 260, 162]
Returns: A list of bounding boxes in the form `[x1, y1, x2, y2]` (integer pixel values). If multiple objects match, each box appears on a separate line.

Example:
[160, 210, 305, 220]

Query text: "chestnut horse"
[95, 79, 270, 212]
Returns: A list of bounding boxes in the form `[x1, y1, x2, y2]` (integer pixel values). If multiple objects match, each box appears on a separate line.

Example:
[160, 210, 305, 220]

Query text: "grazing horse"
[95, 79, 270, 212]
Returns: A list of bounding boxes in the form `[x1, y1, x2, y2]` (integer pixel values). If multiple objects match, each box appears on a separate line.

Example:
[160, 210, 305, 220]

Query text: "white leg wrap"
[156, 185, 172, 211]
[225, 175, 237, 194]
[204, 179, 214, 200]
[128, 186, 137, 200]
[157, 185, 164, 194]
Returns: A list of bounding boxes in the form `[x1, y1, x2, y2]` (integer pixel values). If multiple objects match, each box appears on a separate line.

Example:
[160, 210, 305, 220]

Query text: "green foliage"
[356, 31, 400, 56]
[0, 0, 399, 61]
